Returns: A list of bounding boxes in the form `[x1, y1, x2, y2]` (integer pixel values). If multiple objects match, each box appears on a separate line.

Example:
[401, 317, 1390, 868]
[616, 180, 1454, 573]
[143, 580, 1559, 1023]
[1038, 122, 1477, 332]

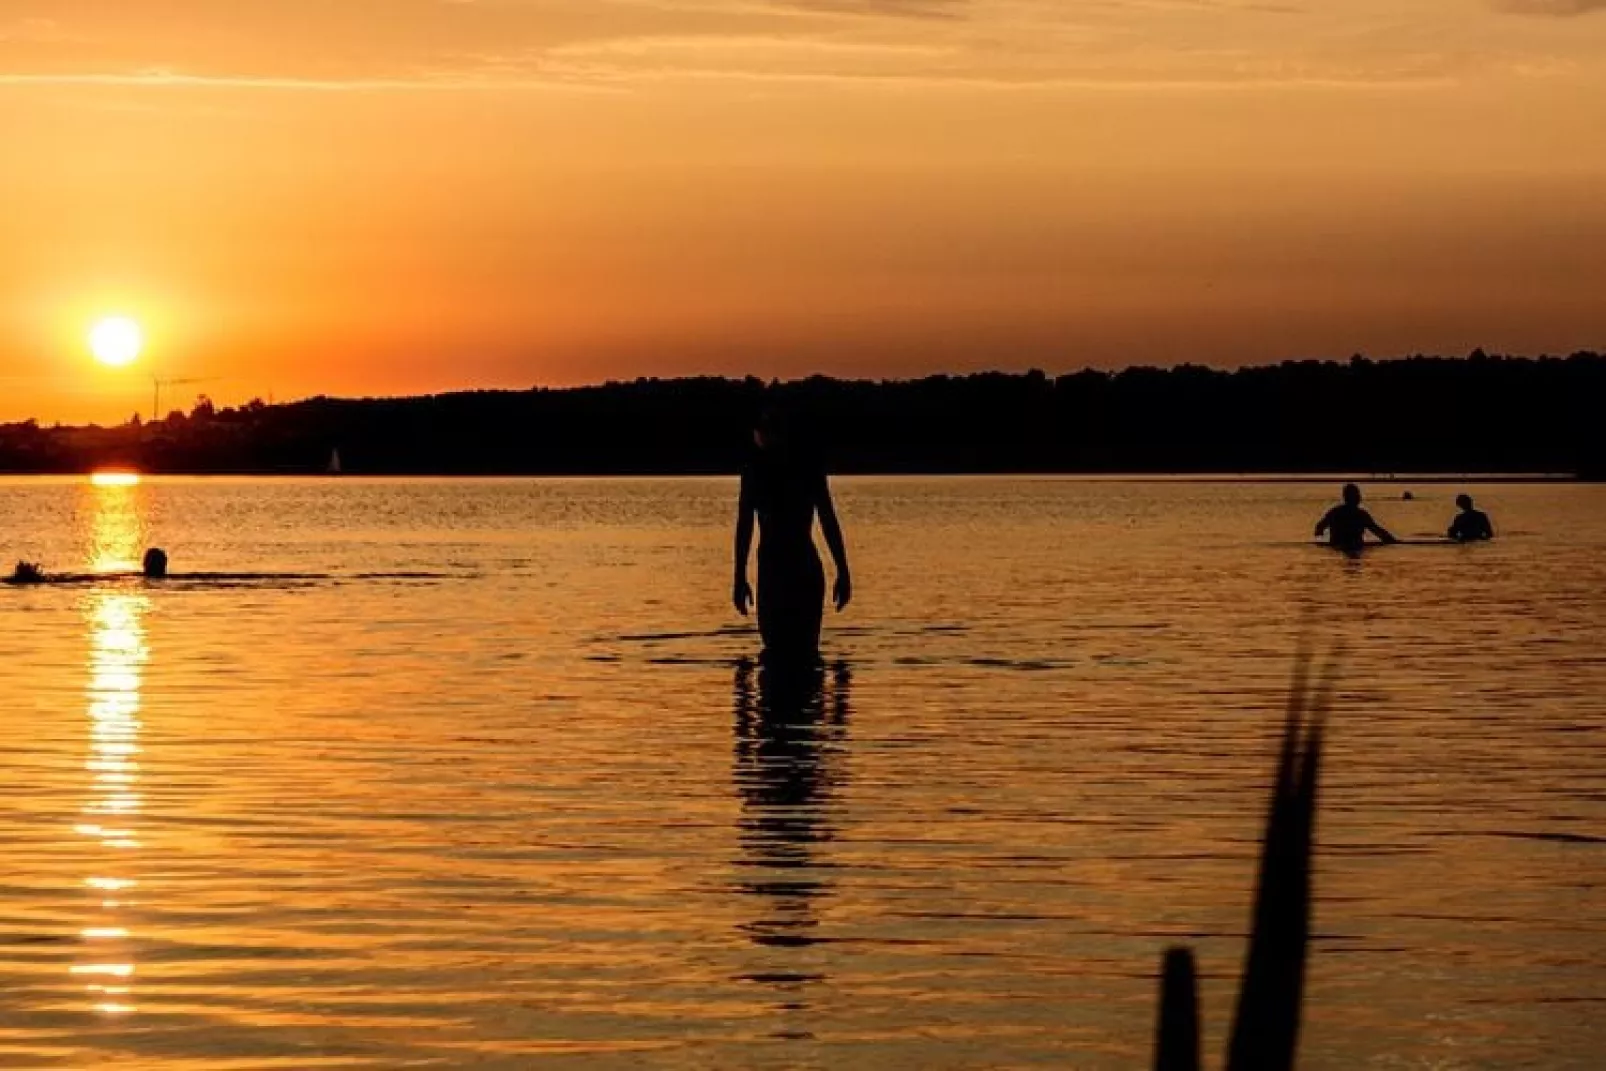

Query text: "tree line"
[1, 351, 1600, 476]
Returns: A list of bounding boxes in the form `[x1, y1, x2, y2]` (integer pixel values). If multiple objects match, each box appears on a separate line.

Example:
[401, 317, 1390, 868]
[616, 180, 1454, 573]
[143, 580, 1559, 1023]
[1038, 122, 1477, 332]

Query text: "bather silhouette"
[7, 548, 169, 586]
[6, 561, 46, 585]
[1446, 494, 1494, 542]
[1314, 484, 1398, 553]
[733, 408, 851, 664]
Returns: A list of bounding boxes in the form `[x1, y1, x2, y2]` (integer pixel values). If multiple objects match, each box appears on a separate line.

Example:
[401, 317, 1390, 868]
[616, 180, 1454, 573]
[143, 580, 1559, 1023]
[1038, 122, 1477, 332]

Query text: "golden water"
[0, 477, 1600, 1068]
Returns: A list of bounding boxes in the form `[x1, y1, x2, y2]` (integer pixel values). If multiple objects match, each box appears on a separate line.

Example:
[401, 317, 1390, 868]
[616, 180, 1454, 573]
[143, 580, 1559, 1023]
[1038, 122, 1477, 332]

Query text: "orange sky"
[2, 0, 1603, 423]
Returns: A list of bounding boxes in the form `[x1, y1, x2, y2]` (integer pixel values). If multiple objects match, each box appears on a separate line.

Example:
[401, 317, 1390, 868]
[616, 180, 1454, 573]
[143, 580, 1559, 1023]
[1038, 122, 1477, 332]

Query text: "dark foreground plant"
[1154, 654, 1333, 1071]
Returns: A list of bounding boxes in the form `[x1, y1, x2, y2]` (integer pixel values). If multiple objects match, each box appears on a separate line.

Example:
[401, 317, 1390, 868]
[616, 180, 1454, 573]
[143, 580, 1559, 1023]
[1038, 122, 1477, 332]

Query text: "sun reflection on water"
[89, 471, 142, 489]
[84, 477, 149, 573]
[78, 481, 149, 1016]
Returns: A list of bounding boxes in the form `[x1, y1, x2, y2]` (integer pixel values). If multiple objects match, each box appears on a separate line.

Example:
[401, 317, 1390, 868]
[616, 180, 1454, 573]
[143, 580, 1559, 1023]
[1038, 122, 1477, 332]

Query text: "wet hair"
[752, 398, 830, 469]
[1456, 494, 1474, 510]
[1342, 483, 1362, 506]
[755, 403, 809, 457]
[755, 405, 788, 437]
[142, 547, 169, 578]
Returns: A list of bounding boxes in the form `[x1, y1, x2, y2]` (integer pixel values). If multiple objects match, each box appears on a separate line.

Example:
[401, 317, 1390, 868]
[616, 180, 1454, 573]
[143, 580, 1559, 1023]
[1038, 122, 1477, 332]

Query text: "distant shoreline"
[0, 470, 1589, 482]
[4, 356, 1601, 478]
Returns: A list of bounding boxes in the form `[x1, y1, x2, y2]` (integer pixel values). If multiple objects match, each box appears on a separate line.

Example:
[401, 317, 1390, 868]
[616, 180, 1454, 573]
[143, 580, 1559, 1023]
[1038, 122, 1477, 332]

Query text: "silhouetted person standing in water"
[1315, 483, 1398, 553]
[1447, 494, 1494, 542]
[733, 409, 852, 665]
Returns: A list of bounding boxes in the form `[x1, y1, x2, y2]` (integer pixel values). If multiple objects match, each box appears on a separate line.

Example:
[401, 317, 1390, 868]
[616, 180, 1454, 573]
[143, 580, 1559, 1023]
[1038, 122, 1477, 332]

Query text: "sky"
[1, 0, 1603, 423]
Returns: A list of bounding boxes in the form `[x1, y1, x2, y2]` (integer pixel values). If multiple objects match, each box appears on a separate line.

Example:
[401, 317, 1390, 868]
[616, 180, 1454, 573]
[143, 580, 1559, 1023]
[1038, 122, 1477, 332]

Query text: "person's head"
[142, 547, 168, 578]
[754, 406, 791, 453]
[1456, 493, 1474, 511]
[1342, 483, 1362, 507]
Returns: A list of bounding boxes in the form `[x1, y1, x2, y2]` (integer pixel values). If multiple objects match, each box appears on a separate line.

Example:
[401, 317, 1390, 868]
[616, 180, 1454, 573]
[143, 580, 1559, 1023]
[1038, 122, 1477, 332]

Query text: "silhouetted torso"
[744, 456, 824, 557]
[1448, 508, 1493, 542]
[743, 455, 826, 660]
[1317, 504, 1378, 552]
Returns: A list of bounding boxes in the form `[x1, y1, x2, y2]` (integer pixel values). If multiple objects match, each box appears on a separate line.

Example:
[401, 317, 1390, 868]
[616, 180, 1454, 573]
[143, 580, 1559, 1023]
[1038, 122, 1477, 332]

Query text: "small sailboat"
[327, 448, 343, 476]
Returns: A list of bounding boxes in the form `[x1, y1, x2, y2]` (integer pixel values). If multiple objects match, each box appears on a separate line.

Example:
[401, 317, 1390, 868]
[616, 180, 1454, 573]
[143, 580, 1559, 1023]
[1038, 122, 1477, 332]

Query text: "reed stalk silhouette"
[1153, 652, 1334, 1071]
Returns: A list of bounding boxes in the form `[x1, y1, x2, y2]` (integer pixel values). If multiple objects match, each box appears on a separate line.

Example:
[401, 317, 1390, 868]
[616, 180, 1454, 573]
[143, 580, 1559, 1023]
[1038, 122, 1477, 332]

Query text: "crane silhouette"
[151, 376, 218, 421]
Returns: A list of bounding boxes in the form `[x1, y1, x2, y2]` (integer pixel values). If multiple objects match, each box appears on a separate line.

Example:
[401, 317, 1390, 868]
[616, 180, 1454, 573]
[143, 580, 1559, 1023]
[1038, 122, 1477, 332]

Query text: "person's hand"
[833, 573, 853, 612]
[733, 576, 753, 616]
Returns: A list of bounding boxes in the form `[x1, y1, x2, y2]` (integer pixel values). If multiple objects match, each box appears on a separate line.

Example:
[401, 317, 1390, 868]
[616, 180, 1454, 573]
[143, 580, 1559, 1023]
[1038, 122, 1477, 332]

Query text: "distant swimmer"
[1447, 495, 1494, 542]
[733, 406, 852, 665]
[7, 561, 46, 585]
[1314, 483, 1399, 553]
[7, 548, 170, 585]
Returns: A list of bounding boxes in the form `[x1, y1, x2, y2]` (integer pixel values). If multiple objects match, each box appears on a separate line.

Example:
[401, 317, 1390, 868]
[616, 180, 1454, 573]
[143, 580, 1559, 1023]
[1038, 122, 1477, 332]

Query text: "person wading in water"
[1315, 483, 1399, 554]
[732, 408, 852, 665]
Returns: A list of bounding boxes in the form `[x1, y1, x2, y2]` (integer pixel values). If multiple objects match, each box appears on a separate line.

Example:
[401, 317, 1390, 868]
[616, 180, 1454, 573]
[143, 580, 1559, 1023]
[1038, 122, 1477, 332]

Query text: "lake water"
[0, 476, 1600, 1069]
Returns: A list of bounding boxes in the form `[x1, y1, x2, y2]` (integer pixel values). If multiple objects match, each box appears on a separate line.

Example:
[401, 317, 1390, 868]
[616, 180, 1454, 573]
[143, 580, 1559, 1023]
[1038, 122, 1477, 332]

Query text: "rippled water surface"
[0, 476, 1601, 1069]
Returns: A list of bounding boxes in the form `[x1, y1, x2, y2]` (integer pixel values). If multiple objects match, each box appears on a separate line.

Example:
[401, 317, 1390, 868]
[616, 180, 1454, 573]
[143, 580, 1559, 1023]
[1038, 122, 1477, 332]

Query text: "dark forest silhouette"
[3, 351, 1601, 476]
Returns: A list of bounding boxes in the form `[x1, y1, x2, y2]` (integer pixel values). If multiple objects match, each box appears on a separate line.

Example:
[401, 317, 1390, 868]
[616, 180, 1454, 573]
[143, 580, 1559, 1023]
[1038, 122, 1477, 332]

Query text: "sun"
[89, 316, 144, 368]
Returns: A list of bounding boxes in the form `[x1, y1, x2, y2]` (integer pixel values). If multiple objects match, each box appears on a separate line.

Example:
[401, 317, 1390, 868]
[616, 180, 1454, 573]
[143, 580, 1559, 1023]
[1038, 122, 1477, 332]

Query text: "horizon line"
[6, 347, 1602, 429]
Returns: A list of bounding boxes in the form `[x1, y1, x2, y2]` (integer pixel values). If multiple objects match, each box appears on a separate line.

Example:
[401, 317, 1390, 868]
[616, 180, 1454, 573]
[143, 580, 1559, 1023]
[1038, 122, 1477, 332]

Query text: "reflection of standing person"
[732, 657, 852, 960]
[733, 409, 851, 664]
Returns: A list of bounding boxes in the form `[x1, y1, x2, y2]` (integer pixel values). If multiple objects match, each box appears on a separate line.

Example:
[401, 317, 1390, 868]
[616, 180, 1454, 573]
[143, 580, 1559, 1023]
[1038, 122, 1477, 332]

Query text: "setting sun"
[89, 318, 144, 369]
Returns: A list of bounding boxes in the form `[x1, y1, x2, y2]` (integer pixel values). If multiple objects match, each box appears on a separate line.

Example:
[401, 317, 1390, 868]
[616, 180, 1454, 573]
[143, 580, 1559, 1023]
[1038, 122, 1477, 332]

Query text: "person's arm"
[816, 474, 852, 611]
[1314, 509, 1332, 538]
[733, 471, 755, 615]
[1365, 512, 1399, 544]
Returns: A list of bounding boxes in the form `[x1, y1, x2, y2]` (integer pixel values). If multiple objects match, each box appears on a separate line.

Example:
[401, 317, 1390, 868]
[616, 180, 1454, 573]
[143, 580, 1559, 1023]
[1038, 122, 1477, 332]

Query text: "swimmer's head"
[142, 547, 168, 578]
[10, 561, 45, 584]
[1456, 493, 1474, 511]
[1342, 483, 1362, 507]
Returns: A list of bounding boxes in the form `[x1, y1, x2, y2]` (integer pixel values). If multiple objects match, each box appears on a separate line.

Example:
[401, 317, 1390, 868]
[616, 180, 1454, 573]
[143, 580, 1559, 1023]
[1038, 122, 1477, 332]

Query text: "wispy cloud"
[0, 0, 1596, 97]
[0, 17, 67, 42]
[1495, 0, 1606, 13]
[0, 68, 606, 93]
[778, 0, 966, 18]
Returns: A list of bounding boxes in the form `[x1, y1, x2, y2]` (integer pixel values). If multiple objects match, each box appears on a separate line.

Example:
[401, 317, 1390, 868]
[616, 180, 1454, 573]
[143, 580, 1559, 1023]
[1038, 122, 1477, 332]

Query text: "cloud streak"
[778, 0, 966, 18]
[1496, 0, 1606, 13]
[0, 0, 1599, 98]
[0, 68, 608, 92]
